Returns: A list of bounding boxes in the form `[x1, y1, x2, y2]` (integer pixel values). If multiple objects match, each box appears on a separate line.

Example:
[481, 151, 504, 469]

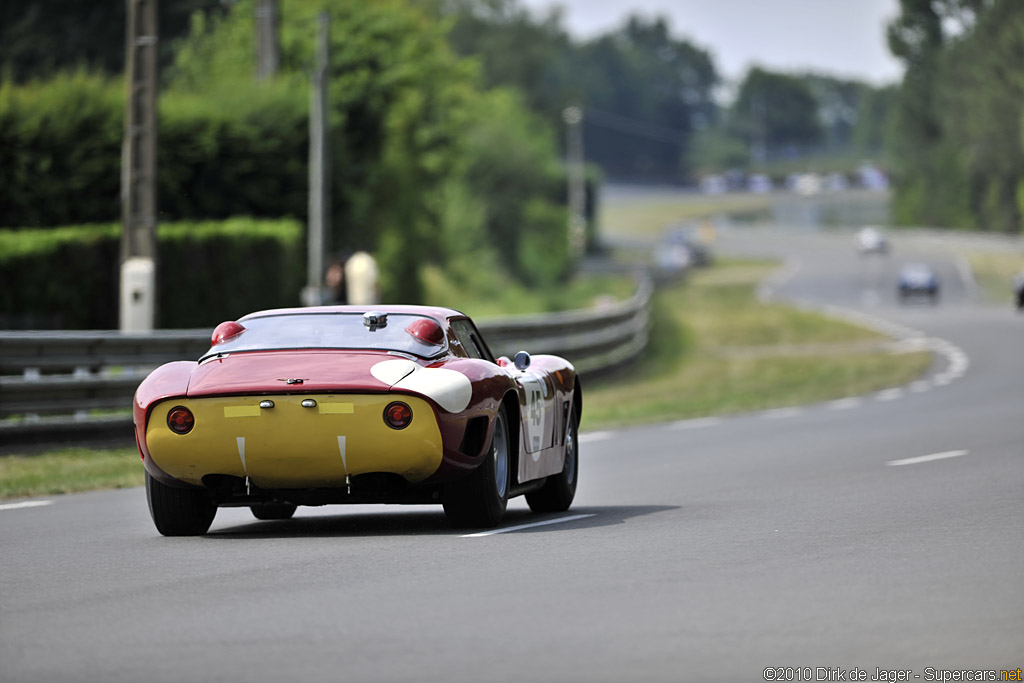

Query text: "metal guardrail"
[0, 276, 652, 448]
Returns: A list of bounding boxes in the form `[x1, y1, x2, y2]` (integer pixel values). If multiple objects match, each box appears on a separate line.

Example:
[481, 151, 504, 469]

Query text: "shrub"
[0, 218, 302, 329]
[0, 72, 308, 229]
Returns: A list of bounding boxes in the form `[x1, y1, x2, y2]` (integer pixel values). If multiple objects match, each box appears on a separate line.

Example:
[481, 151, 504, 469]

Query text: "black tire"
[443, 405, 511, 528]
[526, 405, 579, 513]
[146, 472, 217, 536]
[250, 503, 297, 520]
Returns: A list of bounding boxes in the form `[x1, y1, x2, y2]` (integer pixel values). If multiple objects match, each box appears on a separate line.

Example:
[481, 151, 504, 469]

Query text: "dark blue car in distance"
[898, 263, 940, 304]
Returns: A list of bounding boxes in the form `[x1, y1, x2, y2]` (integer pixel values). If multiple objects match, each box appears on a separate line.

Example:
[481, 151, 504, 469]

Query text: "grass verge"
[600, 194, 775, 239]
[580, 261, 932, 430]
[964, 251, 1024, 304]
[0, 448, 143, 500]
[423, 264, 636, 319]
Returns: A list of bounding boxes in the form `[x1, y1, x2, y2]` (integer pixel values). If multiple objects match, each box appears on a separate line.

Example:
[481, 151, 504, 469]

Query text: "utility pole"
[563, 106, 586, 257]
[302, 12, 331, 307]
[120, 0, 159, 331]
[255, 0, 279, 81]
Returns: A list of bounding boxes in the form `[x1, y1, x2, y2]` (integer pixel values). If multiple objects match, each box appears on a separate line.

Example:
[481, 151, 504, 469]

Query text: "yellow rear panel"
[146, 394, 442, 487]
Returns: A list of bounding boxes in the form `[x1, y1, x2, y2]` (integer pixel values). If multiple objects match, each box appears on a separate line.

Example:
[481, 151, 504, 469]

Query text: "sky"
[518, 0, 905, 87]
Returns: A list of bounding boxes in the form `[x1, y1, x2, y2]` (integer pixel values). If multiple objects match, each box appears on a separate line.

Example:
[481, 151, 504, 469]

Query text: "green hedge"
[0, 72, 308, 229]
[0, 218, 303, 329]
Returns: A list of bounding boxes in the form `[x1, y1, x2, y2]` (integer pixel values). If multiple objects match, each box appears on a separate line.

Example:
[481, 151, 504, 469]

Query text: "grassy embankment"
[580, 261, 931, 429]
[963, 251, 1024, 304]
[601, 193, 775, 238]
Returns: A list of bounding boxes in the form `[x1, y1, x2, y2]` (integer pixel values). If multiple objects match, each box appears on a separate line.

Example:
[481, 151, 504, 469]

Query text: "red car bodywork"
[134, 305, 581, 509]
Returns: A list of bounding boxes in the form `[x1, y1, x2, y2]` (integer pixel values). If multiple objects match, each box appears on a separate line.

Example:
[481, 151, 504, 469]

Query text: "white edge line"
[826, 397, 862, 410]
[462, 513, 596, 538]
[762, 407, 803, 419]
[886, 450, 968, 467]
[579, 431, 614, 443]
[668, 417, 723, 430]
[955, 255, 977, 296]
[0, 500, 54, 511]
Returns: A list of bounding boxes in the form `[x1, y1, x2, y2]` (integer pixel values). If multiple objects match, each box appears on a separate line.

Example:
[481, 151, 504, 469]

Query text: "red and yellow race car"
[133, 306, 581, 536]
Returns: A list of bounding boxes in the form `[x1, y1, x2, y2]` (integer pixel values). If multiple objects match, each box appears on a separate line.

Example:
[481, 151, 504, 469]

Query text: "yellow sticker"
[224, 405, 261, 418]
[319, 402, 355, 415]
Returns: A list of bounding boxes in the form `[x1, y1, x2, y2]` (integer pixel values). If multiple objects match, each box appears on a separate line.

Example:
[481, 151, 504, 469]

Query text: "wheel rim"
[493, 412, 509, 499]
[564, 420, 577, 483]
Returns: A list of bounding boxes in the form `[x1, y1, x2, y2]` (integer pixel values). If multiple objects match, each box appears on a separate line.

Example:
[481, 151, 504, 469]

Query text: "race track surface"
[2, 226, 1021, 682]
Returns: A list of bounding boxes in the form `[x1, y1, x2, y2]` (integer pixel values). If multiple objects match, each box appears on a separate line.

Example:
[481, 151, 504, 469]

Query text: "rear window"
[201, 313, 447, 360]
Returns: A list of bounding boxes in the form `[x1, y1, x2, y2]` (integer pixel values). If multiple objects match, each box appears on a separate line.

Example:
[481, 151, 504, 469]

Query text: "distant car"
[1014, 272, 1024, 310]
[898, 263, 940, 303]
[748, 173, 772, 194]
[793, 173, 823, 196]
[857, 227, 889, 255]
[664, 225, 714, 267]
[700, 174, 727, 195]
[134, 306, 581, 536]
[654, 242, 693, 277]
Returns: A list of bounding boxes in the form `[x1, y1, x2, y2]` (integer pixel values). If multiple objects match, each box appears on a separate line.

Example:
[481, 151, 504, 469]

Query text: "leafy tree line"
[887, 0, 1024, 233]
[0, 1, 223, 81]
[2, 0, 895, 189]
[438, 0, 892, 183]
[0, 0, 575, 314]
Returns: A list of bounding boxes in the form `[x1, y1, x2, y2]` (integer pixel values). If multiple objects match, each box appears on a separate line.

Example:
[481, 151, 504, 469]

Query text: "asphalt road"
[2, 226, 1022, 682]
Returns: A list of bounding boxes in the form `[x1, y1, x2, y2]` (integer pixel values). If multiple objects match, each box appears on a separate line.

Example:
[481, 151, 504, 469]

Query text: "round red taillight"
[167, 406, 195, 435]
[383, 401, 412, 430]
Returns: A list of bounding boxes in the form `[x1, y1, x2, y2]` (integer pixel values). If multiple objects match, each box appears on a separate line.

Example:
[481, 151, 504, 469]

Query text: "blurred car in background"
[793, 173, 823, 196]
[653, 242, 693, 280]
[664, 224, 714, 267]
[898, 263, 940, 303]
[1014, 272, 1024, 310]
[857, 226, 889, 255]
[748, 173, 772, 194]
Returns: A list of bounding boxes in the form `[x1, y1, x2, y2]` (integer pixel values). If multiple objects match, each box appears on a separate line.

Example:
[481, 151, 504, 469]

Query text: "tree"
[886, 0, 1024, 233]
[169, 0, 480, 302]
[0, 1, 222, 82]
[731, 67, 822, 162]
[573, 15, 718, 182]
[442, 0, 575, 121]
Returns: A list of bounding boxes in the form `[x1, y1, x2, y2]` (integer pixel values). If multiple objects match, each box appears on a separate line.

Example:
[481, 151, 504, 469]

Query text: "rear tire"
[526, 406, 579, 513]
[443, 405, 510, 528]
[146, 472, 216, 536]
[251, 503, 297, 520]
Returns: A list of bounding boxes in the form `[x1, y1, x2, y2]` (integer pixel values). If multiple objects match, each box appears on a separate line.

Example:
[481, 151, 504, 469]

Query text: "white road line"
[826, 397, 862, 410]
[875, 388, 905, 402]
[886, 450, 968, 467]
[579, 431, 614, 444]
[933, 376, 952, 386]
[668, 417, 723, 430]
[0, 500, 53, 512]
[909, 381, 931, 393]
[762, 407, 803, 419]
[758, 258, 803, 302]
[955, 256, 978, 297]
[462, 513, 596, 538]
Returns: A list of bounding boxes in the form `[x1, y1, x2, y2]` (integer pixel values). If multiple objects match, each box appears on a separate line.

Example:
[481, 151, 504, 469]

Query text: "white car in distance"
[857, 226, 889, 255]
